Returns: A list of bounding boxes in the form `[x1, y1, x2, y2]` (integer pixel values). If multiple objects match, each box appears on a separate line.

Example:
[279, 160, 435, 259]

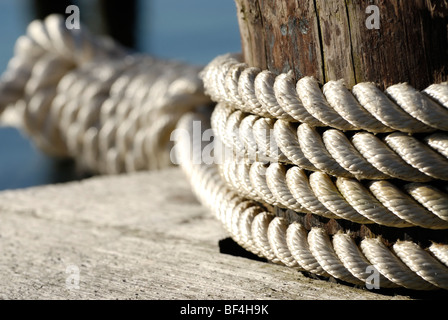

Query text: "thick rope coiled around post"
[176, 111, 448, 291]
[201, 54, 448, 134]
[209, 102, 448, 229]
[196, 54, 448, 290]
[217, 153, 448, 229]
[211, 102, 448, 182]
[201, 54, 448, 226]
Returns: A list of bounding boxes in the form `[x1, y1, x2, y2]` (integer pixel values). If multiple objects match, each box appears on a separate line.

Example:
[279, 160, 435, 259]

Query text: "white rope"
[212, 103, 448, 182]
[0, 14, 125, 114]
[176, 111, 448, 290]
[218, 153, 448, 229]
[0, 15, 210, 173]
[201, 54, 448, 133]
[199, 54, 448, 290]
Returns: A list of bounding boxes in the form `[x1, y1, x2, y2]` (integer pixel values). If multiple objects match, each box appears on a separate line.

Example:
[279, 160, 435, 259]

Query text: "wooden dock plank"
[0, 168, 410, 300]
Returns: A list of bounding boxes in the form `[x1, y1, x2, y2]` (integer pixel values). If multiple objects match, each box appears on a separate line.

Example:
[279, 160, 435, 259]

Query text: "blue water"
[0, 0, 241, 191]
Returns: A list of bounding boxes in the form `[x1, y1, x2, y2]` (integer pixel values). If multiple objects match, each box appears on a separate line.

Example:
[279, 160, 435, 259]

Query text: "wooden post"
[234, 0, 448, 90]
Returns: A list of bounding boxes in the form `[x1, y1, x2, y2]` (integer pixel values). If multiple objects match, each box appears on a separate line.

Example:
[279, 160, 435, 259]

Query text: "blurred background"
[0, 0, 241, 191]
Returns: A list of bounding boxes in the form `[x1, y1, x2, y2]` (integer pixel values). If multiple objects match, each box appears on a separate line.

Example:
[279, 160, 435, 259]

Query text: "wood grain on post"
[235, 0, 448, 90]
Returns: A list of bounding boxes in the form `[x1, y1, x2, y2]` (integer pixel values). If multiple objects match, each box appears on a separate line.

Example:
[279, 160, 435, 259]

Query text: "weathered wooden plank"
[0, 169, 412, 300]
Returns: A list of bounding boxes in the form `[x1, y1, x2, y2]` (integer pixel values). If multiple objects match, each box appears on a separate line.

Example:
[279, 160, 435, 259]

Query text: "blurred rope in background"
[0, 0, 241, 191]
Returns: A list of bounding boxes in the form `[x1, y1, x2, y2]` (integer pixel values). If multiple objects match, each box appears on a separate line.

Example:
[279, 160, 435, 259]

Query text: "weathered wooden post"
[234, 0, 448, 90]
